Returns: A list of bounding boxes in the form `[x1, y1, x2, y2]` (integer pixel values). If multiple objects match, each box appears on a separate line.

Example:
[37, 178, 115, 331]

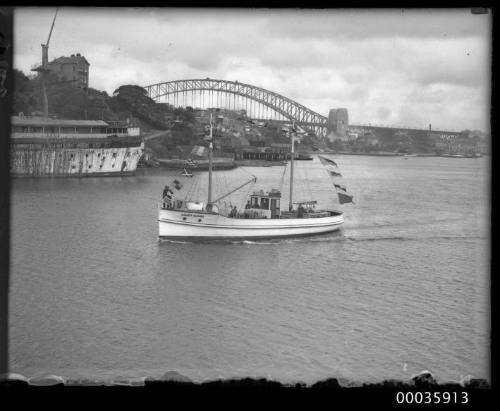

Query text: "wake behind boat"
[158, 111, 353, 240]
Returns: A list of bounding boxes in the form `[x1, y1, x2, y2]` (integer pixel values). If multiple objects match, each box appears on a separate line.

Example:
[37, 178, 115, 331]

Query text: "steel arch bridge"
[144, 78, 329, 137]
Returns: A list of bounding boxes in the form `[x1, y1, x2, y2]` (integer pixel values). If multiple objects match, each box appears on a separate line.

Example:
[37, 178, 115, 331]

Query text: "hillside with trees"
[12, 70, 194, 131]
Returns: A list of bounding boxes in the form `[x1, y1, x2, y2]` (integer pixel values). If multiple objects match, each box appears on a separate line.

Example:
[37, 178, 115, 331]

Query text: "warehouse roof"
[12, 116, 109, 127]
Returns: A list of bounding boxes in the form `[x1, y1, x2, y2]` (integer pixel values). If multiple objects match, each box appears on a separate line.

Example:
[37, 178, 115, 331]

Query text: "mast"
[207, 111, 213, 208]
[289, 122, 295, 211]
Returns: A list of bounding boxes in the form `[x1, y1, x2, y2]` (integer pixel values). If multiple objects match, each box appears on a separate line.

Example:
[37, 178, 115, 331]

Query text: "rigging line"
[188, 171, 199, 202]
[184, 173, 196, 200]
[319, 156, 340, 205]
[238, 165, 257, 180]
[182, 169, 193, 199]
[278, 160, 288, 193]
[301, 158, 313, 201]
[195, 172, 202, 202]
[221, 166, 230, 206]
[238, 180, 255, 213]
[214, 169, 222, 203]
[296, 160, 305, 203]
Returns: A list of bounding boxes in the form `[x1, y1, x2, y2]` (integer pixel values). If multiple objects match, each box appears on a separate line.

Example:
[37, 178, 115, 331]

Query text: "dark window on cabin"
[261, 198, 269, 210]
[251, 197, 259, 208]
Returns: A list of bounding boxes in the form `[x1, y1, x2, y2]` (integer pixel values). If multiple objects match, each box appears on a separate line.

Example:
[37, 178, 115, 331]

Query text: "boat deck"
[160, 204, 341, 219]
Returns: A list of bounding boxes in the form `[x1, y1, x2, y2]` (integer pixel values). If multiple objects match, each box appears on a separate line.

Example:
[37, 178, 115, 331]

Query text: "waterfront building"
[10, 115, 143, 177]
[46, 53, 90, 91]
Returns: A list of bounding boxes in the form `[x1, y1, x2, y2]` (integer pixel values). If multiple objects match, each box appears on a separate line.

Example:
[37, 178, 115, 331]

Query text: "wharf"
[157, 158, 237, 170]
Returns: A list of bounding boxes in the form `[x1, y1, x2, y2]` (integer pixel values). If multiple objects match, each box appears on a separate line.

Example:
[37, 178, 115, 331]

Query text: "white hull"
[158, 208, 344, 240]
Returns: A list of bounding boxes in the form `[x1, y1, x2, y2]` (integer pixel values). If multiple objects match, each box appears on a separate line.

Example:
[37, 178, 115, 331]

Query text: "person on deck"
[163, 185, 173, 209]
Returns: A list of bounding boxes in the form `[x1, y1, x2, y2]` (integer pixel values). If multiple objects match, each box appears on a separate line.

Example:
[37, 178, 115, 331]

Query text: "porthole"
[183, 217, 187, 221]
[198, 219, 202, 222]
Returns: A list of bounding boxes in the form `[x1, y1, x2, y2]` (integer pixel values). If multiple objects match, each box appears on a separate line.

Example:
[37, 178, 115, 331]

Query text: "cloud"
[13, 7, 491, 131]
[260, 9, 491, 40]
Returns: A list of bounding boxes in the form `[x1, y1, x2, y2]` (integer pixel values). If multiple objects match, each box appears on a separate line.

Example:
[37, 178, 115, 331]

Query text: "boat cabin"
[246, 189, 281, 219]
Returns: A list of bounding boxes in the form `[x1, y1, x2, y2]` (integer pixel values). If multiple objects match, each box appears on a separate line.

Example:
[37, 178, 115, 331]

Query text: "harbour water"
[9, 155, 490, 384]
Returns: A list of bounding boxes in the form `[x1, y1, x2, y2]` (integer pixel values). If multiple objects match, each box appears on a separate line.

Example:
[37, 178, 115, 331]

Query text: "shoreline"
[234, 159, 285, 167]
[305, 151, 484, 158]
[139, 152, 486, 169]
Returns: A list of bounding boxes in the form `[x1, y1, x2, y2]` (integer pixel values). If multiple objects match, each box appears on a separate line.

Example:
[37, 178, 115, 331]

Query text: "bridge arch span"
[144, 78, 329, 137]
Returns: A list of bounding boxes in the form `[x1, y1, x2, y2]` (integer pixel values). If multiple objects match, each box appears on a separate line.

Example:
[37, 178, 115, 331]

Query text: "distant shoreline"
[141, 152, 485, 169]
[304, 151, 484, 158]
[234, 159, 284, 167]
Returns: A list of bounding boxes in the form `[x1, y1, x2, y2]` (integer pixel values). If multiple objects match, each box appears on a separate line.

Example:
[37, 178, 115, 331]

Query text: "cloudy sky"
[14, 7, 491, 131]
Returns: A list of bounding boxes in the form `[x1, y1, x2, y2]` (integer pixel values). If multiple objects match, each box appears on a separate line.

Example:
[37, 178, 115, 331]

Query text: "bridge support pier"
[327, 108, 349, 141]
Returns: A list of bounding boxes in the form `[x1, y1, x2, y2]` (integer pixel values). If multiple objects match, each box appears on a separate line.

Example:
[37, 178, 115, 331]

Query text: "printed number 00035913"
[395, 391, 468, 405]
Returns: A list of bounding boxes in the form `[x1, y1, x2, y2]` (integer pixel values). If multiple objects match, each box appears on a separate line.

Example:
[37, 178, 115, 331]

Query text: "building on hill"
[47, 53, 90, 91]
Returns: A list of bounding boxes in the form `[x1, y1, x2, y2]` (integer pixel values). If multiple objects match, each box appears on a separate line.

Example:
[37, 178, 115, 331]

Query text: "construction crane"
[32, 8, 58, 118]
